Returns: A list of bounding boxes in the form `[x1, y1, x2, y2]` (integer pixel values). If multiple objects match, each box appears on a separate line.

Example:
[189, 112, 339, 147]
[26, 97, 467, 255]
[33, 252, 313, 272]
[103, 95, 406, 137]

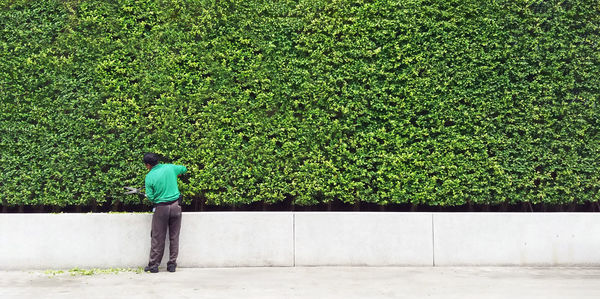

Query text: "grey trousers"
[148, 200, 182, 267]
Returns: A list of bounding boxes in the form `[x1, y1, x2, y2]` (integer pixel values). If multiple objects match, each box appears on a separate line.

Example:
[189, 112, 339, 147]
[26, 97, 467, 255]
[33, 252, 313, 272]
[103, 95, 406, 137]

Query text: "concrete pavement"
[2, 267, 600, 299]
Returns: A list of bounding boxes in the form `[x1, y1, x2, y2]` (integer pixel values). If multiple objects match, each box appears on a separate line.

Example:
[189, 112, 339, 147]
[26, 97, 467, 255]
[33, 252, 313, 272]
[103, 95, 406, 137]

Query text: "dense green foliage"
[1, 0, 599, 209]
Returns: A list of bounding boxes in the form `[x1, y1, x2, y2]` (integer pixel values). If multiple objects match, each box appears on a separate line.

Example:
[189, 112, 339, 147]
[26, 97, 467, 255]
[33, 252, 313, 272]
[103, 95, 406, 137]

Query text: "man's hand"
[178, 173, 190, 184]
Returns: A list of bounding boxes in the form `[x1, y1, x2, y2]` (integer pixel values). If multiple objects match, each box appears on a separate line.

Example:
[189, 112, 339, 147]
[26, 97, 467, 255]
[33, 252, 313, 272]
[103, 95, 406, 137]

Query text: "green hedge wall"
[1, 0, 599, 209]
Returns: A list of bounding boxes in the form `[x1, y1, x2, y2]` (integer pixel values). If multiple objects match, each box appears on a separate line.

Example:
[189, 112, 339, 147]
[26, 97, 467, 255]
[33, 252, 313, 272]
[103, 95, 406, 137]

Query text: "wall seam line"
[432, 213, 436, 267]
[293, 212, 296, 267]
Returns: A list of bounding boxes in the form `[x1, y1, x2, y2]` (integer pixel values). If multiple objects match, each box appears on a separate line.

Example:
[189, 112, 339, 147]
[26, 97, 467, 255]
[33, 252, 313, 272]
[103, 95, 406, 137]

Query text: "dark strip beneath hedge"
[3, 200, 599, 213]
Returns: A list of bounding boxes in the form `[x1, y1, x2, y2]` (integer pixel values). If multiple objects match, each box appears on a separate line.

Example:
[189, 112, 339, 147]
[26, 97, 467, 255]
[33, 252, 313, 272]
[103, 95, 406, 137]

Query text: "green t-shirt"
[145, 164, 187, 204]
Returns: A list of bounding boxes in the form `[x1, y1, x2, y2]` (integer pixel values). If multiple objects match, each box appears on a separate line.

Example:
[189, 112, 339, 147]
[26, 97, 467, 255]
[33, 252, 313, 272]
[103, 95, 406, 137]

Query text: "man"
[142, 153, 187, 273]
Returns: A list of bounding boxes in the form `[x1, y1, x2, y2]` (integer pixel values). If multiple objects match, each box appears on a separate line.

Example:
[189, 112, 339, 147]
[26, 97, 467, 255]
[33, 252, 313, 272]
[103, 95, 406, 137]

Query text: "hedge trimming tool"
[124, 186, 145, 197]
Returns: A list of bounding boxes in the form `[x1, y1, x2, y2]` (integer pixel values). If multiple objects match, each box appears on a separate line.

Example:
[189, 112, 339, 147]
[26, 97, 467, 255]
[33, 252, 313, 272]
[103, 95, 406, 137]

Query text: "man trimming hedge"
[142, 153, 187, 273]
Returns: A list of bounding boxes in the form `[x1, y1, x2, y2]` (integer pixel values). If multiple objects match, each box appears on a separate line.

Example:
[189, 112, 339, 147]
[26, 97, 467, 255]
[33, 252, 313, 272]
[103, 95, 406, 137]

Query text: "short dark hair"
[143, 153, 159, 166]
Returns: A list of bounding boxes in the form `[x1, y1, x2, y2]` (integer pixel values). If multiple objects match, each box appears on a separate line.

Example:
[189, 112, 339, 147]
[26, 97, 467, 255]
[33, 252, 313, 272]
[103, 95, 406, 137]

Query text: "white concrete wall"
[433, 213, 600, 266]
[0, 212, 294, 270]
[0, 214, 150, 270]
[295, 213, 433, 266]
[1, 212, 599, 269]
[179, 212, 294, 267]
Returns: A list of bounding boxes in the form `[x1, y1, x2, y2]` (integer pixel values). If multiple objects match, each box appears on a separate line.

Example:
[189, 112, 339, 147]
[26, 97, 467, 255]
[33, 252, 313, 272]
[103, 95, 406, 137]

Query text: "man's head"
[143, 153, 159, 170]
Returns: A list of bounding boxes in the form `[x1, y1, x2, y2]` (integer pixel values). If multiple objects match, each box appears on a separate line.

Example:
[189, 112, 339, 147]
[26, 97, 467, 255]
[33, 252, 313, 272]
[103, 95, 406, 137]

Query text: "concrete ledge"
[433, 213, 600, 266]
[1, 212, 599, 269]
[295, 213, 433, 266]
[0, 214, 150, 270]
[0, 213, 294, 270]
[179, 212, 294, 267]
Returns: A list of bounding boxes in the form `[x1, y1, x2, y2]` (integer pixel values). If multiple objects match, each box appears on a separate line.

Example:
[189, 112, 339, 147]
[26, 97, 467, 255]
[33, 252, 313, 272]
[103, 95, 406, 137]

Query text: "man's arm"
[145, 178, 155, 202]
[175, 165, 187, 177]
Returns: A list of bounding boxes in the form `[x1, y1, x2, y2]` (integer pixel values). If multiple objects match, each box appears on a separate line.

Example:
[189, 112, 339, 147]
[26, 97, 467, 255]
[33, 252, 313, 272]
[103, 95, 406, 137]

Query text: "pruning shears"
[124, 186, 146, 197]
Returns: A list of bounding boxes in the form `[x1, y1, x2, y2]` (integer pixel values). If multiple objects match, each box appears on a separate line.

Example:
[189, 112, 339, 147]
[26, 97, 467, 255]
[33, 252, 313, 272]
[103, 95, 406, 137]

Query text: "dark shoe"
[144, 265, 158, 273]
[167, 263, 176, 272]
